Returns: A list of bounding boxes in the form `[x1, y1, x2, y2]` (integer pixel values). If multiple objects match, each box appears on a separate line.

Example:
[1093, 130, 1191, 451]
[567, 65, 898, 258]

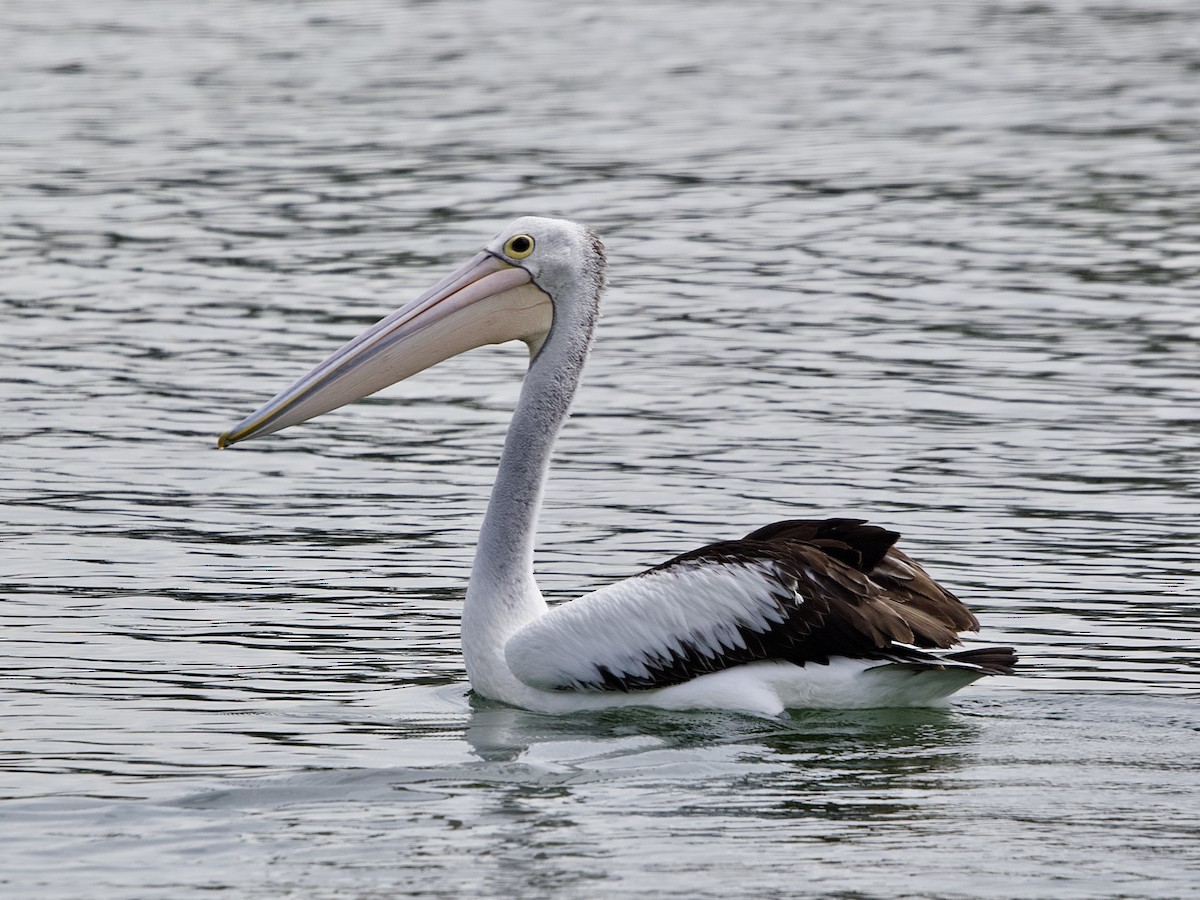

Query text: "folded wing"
[506, 518, 991, 693]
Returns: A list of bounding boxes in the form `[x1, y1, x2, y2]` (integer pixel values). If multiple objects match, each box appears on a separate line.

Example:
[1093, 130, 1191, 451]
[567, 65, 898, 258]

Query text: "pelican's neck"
[472, 344, 578, 595]
[461, 304, 595, 697]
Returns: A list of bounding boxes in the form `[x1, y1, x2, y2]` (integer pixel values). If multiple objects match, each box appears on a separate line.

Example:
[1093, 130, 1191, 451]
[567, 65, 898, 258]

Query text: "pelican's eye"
[503, 234, 535, 259]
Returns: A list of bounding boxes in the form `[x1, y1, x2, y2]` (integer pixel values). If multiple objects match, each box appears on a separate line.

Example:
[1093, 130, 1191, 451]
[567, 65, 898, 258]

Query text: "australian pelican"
[219, 217, 1015, 716]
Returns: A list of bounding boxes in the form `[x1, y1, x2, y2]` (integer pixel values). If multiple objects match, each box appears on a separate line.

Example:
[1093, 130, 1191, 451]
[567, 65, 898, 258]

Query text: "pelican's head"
[218, 217, 605, 448]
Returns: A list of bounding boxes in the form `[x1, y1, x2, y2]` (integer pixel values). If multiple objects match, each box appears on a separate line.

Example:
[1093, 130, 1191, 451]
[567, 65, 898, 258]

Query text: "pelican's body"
[220, 217, 1015, 717]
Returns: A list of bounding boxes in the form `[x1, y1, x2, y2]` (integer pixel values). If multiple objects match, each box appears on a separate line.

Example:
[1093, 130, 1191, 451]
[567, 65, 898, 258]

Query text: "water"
[3, 0, 1199, 896]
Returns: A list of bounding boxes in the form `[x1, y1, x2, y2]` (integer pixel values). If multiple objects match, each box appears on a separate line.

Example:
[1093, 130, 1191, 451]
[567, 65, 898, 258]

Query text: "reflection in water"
[463, 700, 981, 831]
[457, 701, 985, 893]
[3, 0, 1200, 895]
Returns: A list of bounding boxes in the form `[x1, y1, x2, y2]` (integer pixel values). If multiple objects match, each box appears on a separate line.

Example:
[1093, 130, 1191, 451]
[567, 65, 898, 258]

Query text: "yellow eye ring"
[503, 234, 535, 259]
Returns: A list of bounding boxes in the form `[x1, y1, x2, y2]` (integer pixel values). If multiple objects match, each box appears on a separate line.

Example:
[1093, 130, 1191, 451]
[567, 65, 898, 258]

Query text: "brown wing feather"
[740, 518, 978, 647]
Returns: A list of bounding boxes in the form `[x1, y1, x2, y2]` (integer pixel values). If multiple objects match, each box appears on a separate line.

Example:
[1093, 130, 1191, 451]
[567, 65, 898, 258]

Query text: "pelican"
[219, 217, 1015, 717]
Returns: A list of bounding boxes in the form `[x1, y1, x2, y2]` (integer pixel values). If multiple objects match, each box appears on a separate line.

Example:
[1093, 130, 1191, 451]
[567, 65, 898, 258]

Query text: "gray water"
[3, 0, 1199, 897]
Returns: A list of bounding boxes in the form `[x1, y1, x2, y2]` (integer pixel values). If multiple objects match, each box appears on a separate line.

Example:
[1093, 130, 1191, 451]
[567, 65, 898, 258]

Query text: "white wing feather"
[505, 559, 798, 691]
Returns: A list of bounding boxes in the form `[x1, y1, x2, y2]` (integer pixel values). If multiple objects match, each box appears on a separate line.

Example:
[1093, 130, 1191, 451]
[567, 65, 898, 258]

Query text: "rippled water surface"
[3, 1, 1199, 897]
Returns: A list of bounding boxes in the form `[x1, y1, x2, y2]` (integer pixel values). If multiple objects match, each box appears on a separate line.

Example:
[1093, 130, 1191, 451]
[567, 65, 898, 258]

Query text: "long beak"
[218, 252, 552, 447]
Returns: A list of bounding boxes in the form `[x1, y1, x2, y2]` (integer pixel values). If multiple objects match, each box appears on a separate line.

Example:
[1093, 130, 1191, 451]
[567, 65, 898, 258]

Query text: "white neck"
[460, 305, 593, 699]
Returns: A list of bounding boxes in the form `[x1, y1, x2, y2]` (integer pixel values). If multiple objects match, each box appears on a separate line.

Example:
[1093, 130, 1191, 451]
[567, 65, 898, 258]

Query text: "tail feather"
[944, 646, 1018, 675]
[874, 644, 1018, 677]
